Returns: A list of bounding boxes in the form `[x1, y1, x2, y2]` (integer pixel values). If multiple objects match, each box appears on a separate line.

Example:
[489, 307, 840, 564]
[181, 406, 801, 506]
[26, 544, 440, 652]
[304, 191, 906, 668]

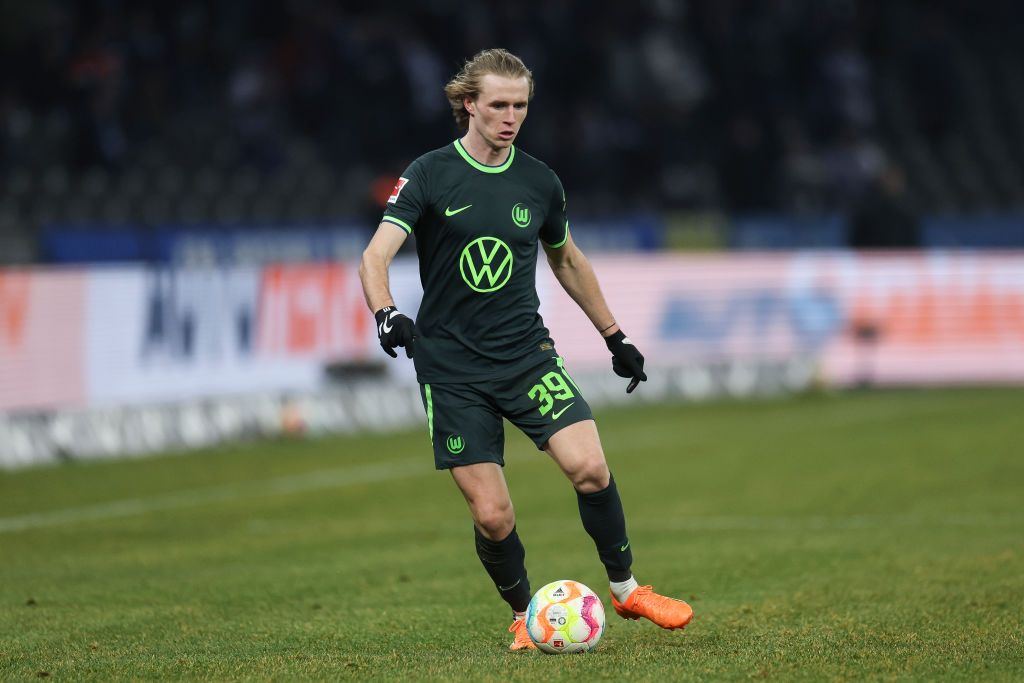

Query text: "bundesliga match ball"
[526, 579, 606, 654]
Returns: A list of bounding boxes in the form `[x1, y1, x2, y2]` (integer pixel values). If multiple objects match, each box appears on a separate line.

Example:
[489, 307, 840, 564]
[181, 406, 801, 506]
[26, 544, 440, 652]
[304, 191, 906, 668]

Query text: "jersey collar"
[454, 139, 516, 174]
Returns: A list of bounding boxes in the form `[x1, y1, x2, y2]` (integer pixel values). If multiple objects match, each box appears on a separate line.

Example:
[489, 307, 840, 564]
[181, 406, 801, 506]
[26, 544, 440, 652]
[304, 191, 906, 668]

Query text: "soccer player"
[359, 48, 693, 650]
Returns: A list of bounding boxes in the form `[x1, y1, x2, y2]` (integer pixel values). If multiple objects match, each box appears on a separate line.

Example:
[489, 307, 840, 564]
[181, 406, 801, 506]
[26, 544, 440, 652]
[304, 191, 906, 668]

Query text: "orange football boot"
[611, 585, 693, 630]
[508, 618, 537, 651]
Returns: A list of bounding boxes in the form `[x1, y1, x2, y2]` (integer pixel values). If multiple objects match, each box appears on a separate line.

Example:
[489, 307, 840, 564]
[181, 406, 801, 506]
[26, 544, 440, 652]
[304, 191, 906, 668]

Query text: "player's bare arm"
[543, 233, 620, 337]
[359, 221, 408, 312]
[543, 235, 648, 393]
[360, 222, 416, 358]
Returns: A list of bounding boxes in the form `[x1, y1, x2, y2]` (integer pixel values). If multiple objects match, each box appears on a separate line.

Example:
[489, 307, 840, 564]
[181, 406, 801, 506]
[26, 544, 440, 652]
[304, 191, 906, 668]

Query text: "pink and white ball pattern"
[525, 579, 606, 654]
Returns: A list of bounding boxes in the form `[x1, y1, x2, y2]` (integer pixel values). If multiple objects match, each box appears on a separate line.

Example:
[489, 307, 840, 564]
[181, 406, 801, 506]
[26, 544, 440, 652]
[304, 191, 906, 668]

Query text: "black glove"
[605, 330, 647, 393]
[375, 306, 415, 358]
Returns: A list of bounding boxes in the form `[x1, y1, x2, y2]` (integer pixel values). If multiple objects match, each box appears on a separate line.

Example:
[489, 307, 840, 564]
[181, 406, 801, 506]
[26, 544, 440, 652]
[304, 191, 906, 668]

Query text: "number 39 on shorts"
[527, 365, 578, 416]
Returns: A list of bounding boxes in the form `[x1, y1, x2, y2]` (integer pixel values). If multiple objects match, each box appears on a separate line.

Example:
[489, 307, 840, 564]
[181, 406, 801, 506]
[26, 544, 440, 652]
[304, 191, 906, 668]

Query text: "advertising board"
[84, 263, 390, 405]
[0, 269, 87, 411]
[2, 252, 1022, 415]
[544, 252, 1024, 385]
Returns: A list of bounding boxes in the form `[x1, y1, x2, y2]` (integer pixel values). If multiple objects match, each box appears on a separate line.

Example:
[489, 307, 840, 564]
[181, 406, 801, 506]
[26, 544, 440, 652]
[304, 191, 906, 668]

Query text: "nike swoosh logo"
[620, 541, 630, 552]
[381, 312, 395, 334]
[551, 402, 575, 420]
[498, 578, 521, 591]
[444, 204, 472, 216]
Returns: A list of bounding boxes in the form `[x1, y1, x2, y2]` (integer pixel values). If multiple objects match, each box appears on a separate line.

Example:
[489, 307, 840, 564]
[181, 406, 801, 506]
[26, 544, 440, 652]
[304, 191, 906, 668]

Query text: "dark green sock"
[576, 473, 633, 582]
[474, 525, 532, 612]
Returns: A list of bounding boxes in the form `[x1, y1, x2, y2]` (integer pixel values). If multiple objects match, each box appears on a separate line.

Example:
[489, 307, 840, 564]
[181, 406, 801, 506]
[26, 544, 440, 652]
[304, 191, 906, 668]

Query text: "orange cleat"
[611, 585, 693, 630]
[508, 618, 537, 651]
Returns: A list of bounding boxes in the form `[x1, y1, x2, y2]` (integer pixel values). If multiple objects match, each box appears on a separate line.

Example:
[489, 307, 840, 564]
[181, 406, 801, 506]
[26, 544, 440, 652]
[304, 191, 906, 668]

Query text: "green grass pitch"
[1, 388, 1022, 680]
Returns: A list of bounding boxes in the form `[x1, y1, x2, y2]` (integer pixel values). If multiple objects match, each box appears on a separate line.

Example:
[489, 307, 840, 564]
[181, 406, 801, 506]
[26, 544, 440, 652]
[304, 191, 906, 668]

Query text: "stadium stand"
[1, 0, 1024, 264]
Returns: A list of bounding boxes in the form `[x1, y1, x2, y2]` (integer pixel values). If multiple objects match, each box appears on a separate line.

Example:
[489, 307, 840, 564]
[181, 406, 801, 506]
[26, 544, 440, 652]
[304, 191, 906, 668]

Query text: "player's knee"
[474, 502, 515, 540]
[571, 459, 610, 494]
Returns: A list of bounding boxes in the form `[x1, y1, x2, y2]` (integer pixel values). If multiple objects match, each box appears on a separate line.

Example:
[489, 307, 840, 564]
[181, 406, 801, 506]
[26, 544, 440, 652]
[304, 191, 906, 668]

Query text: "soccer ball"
[525, 579, 605, 654]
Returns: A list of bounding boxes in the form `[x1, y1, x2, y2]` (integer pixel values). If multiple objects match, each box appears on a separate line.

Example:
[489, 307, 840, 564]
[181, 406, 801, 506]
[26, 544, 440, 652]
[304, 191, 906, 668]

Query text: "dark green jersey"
[382, 139, 570, 383]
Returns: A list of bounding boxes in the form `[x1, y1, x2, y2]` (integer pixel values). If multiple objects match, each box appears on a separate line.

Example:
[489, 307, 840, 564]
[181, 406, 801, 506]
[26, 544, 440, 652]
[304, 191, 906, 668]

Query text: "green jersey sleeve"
[381, 159, 429, 235]
[539, 170, 569, 248]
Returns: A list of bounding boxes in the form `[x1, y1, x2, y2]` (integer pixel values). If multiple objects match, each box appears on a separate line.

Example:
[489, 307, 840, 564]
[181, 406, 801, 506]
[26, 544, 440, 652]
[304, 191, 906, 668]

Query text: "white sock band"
[609, 576, 639, 603]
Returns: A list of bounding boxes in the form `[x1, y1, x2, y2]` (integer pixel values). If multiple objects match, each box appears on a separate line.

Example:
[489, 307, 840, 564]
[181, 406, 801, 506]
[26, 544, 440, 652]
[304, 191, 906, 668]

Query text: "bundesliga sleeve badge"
[387, 177, 410, 204]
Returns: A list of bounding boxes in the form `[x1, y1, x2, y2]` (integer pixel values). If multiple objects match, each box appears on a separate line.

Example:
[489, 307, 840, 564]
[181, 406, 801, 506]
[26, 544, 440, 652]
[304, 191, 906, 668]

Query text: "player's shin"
[473, 525, 532, 613]
[576, 473, 634, 582]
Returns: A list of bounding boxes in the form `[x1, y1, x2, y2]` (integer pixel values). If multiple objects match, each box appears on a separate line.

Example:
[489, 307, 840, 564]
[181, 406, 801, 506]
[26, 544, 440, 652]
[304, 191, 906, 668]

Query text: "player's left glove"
[375, 306, 415, 358]
[605, 330, 647, 393]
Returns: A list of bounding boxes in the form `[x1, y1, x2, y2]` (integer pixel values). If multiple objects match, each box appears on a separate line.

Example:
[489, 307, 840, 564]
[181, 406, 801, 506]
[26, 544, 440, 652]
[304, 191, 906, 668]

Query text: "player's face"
[465, 74, 530, 149]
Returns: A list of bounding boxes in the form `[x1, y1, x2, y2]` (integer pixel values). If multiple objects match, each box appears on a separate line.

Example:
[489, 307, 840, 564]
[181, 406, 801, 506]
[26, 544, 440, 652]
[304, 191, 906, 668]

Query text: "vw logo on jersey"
[512, 203, 531, 228]
[459, 236, 514, 293]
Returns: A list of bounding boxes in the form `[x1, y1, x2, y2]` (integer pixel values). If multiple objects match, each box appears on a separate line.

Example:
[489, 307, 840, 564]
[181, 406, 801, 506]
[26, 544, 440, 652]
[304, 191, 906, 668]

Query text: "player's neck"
[459, 132, 511, 167]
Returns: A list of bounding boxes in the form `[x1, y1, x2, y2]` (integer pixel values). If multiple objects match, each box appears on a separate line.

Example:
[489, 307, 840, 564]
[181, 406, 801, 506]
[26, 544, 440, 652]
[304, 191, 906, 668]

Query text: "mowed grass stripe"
[0, 457, 430, 533]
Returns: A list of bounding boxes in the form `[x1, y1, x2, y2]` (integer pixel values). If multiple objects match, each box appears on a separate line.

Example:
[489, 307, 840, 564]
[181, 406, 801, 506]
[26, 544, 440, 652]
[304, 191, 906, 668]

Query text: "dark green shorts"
[419, 354, 594, 470]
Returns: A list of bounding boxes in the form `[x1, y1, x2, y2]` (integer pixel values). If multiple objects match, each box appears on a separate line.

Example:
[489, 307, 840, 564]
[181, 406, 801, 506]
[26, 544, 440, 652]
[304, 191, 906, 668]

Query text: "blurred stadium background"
[1, 0, 1023, 467]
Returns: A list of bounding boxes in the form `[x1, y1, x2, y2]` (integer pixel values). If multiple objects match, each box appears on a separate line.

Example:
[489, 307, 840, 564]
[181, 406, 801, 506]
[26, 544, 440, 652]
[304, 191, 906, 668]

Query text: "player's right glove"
[375, 306, 415, 358]
[605, 330, 647, 393]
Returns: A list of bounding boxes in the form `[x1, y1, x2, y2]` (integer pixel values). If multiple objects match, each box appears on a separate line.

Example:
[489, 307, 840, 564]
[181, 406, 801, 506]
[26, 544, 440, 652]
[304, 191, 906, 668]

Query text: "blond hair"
[444, 48, 534, 131]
